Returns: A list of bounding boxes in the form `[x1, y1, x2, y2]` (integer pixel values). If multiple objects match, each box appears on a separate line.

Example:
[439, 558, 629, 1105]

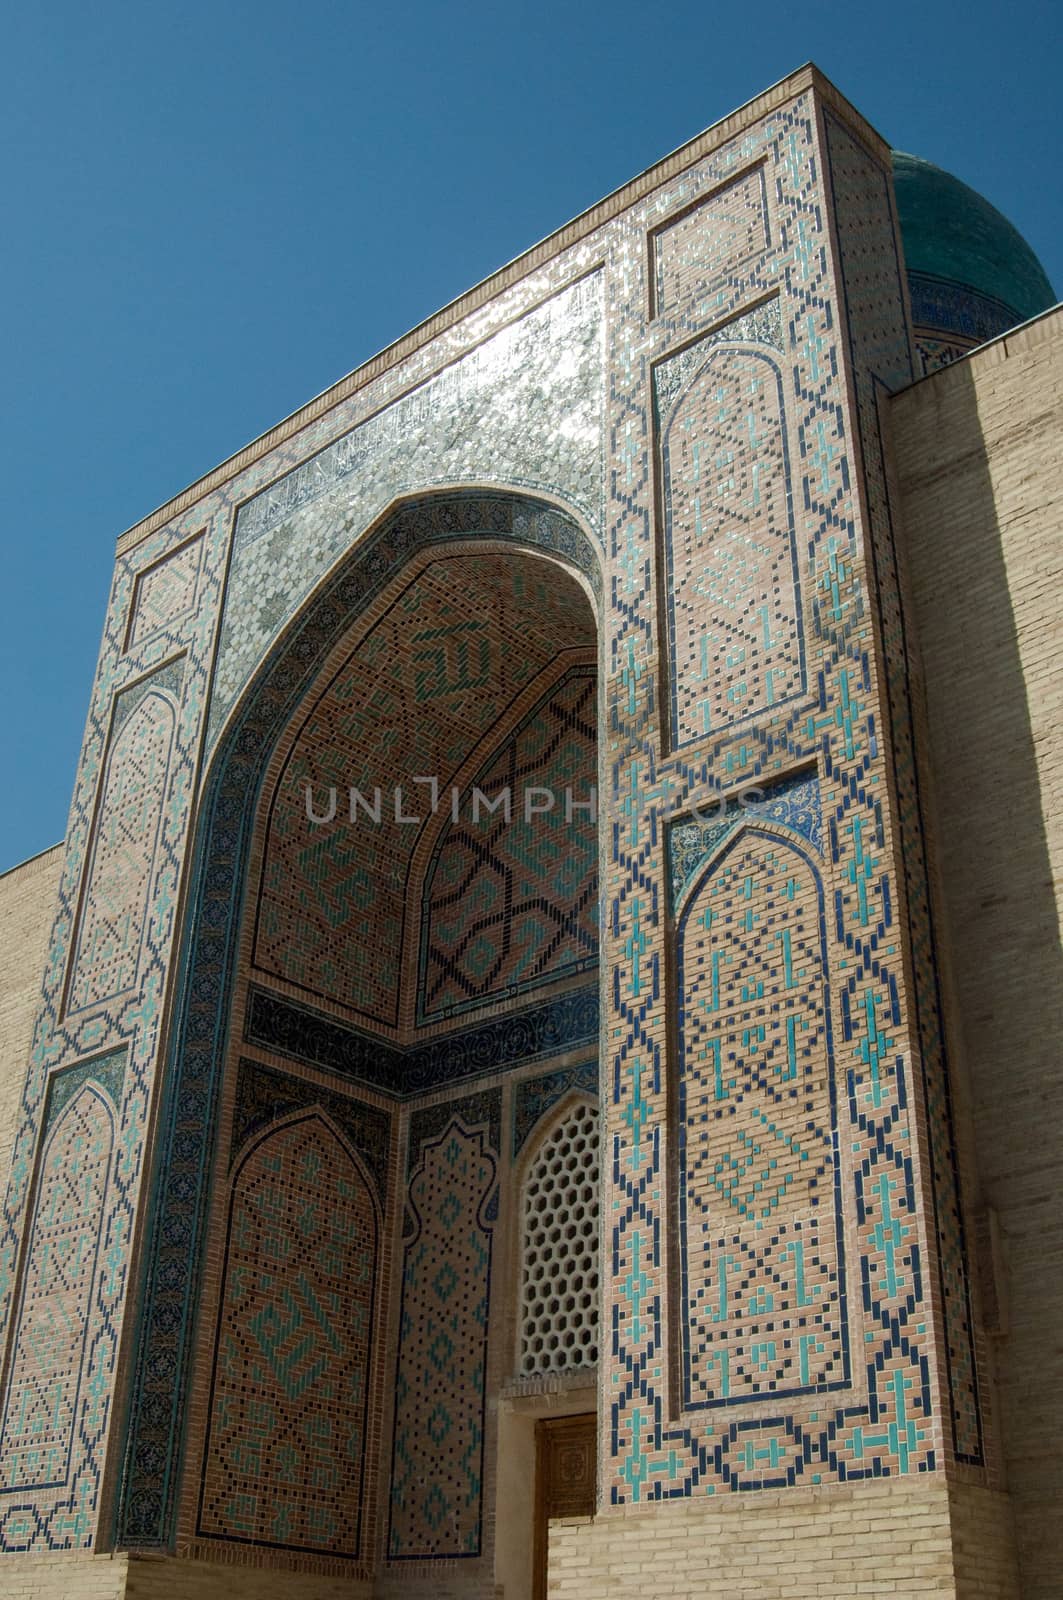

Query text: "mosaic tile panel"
[652, 165, 770, 318]
[244, 982, 600, 1099]
[252, 553, 595, 1029]
[657, 330, 804, 749]
[906, 271, 1019, 348]
[602, 95, 944, 1504]
[670, 770, 822, 905]
[230, 1057, 391, 1203]
[117, 494, 599, 1548]
[0, 1084, 114, 1494]
[44, 1048, 127, 1133]
[407, 1087, 502, 1178]
[209, 274, 605, 742]
[388, 1119, 495, 1560]
[676, 827, 846, 1408]
[825, 112, 982, 1464]
[196, 1114, 377, 1558]
[125, 534, 204, 650]
[419, 667, 598, 1022]
[65, 690, 177, 1015]
[512, 1059, 598, 1155]
[0, 500, 221, 1553]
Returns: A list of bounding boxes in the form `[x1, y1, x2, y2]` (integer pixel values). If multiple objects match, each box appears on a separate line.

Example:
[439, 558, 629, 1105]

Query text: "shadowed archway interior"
[115, 493, 603, 1573]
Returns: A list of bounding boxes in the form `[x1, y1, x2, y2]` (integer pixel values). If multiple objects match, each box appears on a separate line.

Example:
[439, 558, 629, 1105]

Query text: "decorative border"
[906, 270, 1021, 347]
[244, 983, 599, 1100]
[825, 112, 983, 1466]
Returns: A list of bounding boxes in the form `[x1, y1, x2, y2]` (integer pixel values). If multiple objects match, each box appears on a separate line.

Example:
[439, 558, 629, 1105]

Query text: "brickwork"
[889, 306, 1063, 1599]
[387, 1118, 496, 1561]
[676, 816, 846, 1409]
[547, 1478, 1018, 1598]
[195, 1114, 379, 1561]
[0, 62, 1048, 1600]
[658, 322, 804, 748]
[0, 1551, 130, 1597]
[420, 667, 598, 1022]
[66, 690, 177, 1014]
[0, 1083, 115, 1496]
[125, 532, 204, 651]
[251, 550, 595, 1033]
[0, 847, 62, 1213]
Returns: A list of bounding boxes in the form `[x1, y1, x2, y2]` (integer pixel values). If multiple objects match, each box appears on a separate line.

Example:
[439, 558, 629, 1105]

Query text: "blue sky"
[1, 0, 1059, 869]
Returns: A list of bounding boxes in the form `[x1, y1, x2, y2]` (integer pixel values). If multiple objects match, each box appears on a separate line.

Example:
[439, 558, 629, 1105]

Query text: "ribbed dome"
[892, 151, 1056, 328]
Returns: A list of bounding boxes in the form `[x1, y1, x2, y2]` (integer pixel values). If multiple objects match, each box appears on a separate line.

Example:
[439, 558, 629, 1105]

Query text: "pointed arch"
[65, 689, 176, 1014]
[514, 1093, 600, 1380]
[659, 341, 804, 750]
[0, 1083, 115, 1491]
[118, 490, 601, 1549]
[195, 1109, 379, 1559]
[674, 822, 849, 1411]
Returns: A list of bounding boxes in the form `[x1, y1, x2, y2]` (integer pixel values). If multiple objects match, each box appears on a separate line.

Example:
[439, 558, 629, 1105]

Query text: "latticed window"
[518, 1100, 600, 1376]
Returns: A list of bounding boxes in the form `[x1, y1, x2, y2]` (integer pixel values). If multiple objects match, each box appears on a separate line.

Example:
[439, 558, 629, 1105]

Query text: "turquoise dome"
[892, 151, 1056, 336]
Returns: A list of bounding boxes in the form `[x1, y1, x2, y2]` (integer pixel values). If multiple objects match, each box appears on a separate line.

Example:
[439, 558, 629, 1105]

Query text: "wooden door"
[533, 1413, 596, 1600]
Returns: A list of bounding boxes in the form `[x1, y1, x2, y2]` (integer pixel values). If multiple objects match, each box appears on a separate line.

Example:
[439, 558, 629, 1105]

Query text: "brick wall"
[547, 1478, 1018, 1598]
[0, 845, 62, 1212]
[0, 1551, 129, 1598]
[889, 306, 1063, 1599]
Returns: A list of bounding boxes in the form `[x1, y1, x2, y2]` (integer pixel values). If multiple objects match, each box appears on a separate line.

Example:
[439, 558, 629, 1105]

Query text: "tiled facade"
[0, 63, 1057, 1600]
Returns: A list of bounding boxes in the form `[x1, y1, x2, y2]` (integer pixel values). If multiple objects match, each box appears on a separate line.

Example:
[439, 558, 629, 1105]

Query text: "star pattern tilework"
[419, 667, 598, 1022]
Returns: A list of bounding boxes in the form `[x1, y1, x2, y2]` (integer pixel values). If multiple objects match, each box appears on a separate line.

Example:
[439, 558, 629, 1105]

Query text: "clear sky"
[1, 0, 1059, 870]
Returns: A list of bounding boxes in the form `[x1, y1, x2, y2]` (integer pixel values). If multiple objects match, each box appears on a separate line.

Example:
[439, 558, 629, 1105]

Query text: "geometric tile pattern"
[196, 1114, 378, 1559]
[419, 667, 598, 1021]
[252, 554, 595, 1029]
[518, 1099, 600, 1376]
[244, 982, 600, 1100]
[652, 166, 770, 318]
[676, 829, 846, 1407]
[824, 113, 983, 1465]
[0, 1084, 114, 1496]
[65, 690, 176, 1014]
[229, 1057, 391, 1204]
[210, 273, 604, 741]
[659, 337, 803, 749]
[512, 1058, 599, 1156]
[605, 96, 949, 1503]
[116, 494, 600, 1551]
[388, 1120, 495, 1560]
[125, 534, 203, 651]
